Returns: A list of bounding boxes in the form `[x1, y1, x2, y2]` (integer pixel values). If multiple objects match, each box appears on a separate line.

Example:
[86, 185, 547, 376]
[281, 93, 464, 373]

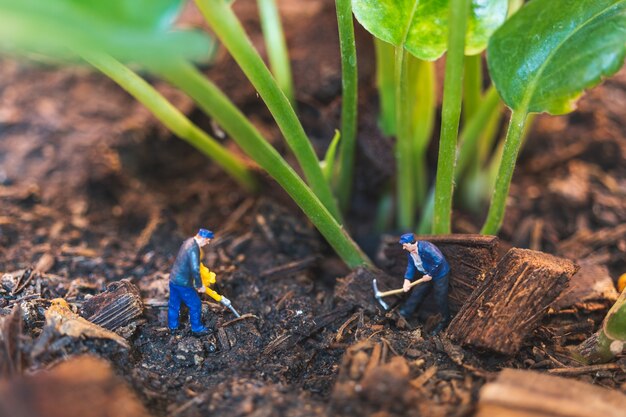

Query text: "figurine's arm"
[404, 254, 417, 281]
[189, 246, 203, 288]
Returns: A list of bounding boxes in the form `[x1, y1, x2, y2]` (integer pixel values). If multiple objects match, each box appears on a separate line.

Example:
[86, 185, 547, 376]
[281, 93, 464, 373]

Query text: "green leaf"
[487, 0, 626, 115]
[0, 0, 214, 64]
[321, 130, 342, 183]
[352, 0, 508, 60]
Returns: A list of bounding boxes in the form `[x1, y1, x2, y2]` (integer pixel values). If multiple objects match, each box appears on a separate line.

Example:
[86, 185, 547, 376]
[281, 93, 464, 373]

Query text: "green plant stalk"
[195, 0, 341, 222]
[157, 60, 370, 268]
[574, 290, 626, 364]
[395, 45, 414, 230]
[257, 0, 295, 108]
[322, 130, 341, 183]
[463, 54, 482, 124]
[374, 38, 396, 136]
[80, 52, 257, 193]
[476, 97, 504, 166]
[432, 0, 471, 234]
[481, 112, 535, 221]
[374, 186, 394, 233]
[480, 109, 528, 235]
[335, 0, 358, 212]
[456, 86, 501, 179]
[409, 57, 436, 207]
[460, 98, 503, 213]
[417, 85, 501, 233]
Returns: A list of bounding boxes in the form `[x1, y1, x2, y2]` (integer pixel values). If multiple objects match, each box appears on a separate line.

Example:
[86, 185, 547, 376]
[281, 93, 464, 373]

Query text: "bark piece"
[553, 262, 618, 310]
[0, 355, 153, 417]
[476, 368, 626, 417]
[448, 249, 578, 354]
[377, 234, 500, 312]
[80, 279, 144, 331]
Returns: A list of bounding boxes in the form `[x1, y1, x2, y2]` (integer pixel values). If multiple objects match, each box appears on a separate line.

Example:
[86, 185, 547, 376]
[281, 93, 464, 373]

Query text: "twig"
[12, 269, 34, 295]
[260, 255, 318, 278]
[547, 363, 620, 376]
[222, 313, 259, 327]
[334, 312, 360, 343]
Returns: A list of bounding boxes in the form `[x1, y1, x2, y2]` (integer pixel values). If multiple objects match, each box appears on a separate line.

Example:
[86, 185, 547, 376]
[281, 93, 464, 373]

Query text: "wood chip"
[448, 248, 578, 355]
[80, 280, 144, 331]
[477, 368, 626, 417]
[0, 355, 152, 417]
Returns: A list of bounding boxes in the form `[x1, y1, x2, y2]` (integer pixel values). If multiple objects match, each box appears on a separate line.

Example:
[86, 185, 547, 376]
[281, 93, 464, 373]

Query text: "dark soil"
[1, 1, 625, 416]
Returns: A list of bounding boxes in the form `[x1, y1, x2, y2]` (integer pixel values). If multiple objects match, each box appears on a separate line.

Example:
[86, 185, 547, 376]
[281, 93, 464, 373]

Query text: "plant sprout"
[352, 0, 509, 231]
[574, 289, 626, 364]
[257, 0, 296, 108]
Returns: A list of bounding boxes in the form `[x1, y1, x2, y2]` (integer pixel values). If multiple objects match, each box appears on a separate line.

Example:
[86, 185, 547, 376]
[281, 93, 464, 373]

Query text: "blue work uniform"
[168, 238, 207, 332]
[400, 241, 450, 321]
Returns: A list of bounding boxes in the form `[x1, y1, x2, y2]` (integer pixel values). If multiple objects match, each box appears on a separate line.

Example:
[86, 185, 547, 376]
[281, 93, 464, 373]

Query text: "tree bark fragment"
[448, 248, 578, 355]
[476, 368, 626, 417]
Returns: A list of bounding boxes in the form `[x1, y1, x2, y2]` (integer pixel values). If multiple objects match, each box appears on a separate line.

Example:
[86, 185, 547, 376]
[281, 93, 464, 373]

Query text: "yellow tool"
[200, 263, 241, 317]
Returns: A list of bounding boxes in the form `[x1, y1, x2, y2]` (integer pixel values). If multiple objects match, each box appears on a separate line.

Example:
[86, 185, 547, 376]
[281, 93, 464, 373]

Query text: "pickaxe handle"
[377, 276, 432, 298]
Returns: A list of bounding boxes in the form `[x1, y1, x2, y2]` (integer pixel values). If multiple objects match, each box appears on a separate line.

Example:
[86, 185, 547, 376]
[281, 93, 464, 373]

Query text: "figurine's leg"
[399, 282, 431, 318]
[168, 283, 182, 330]
[179, 287, 207, 333]
[432, 273, 450, 323]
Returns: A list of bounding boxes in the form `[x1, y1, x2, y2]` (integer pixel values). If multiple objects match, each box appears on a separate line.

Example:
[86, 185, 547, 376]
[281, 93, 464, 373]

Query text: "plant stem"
[418, 84, 501, 233]
[334, 0, 358, 213]
[480, 109, 527, 235]
[432, 0, 471, 234]
[195, 0, 342, 222]
[456, 86, 501, 179]
[80, 52, 257, 193]
[463, 54, 482, 124]
[395, 45, 414, 230]
[408, 57, 436, 207]
[157, 60, 370, 268]
[257, 0, 295, 108]
[374, 38, 396, 136]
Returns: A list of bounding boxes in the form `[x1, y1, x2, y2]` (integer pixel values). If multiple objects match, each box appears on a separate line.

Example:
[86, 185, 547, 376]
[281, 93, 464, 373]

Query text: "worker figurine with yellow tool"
[399, 233, 451, 335]
[168, 228, 239, 336]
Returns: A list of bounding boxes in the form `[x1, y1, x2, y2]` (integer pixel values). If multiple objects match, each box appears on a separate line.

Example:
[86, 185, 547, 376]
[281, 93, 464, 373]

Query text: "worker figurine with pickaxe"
[168, 228, 240, 336]
[399, 233, 450, 335]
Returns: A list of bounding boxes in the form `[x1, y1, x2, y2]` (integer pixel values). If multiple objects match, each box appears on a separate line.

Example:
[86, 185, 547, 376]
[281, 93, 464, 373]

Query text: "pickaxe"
[372, 276, 433, 310]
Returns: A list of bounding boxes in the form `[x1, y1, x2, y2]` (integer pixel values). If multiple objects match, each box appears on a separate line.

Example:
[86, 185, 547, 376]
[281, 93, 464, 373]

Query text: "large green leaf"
[352, 0, 508, 60]
[488, 0, 626, 114]
[0, 0, 213, 64]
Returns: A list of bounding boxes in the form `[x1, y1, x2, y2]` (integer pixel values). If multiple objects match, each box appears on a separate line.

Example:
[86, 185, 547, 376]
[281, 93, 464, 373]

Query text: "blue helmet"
[197, 228, 214, 239]
[399, 233, 416, 244]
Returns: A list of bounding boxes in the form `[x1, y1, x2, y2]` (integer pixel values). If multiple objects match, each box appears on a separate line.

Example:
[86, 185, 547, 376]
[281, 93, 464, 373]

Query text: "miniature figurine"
[168, 228, 215, 335]
[398, 233, 450, 335]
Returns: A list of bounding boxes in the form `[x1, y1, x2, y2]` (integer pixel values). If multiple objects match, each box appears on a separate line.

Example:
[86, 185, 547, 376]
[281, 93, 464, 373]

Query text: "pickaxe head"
[372, 279, 390, 310]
